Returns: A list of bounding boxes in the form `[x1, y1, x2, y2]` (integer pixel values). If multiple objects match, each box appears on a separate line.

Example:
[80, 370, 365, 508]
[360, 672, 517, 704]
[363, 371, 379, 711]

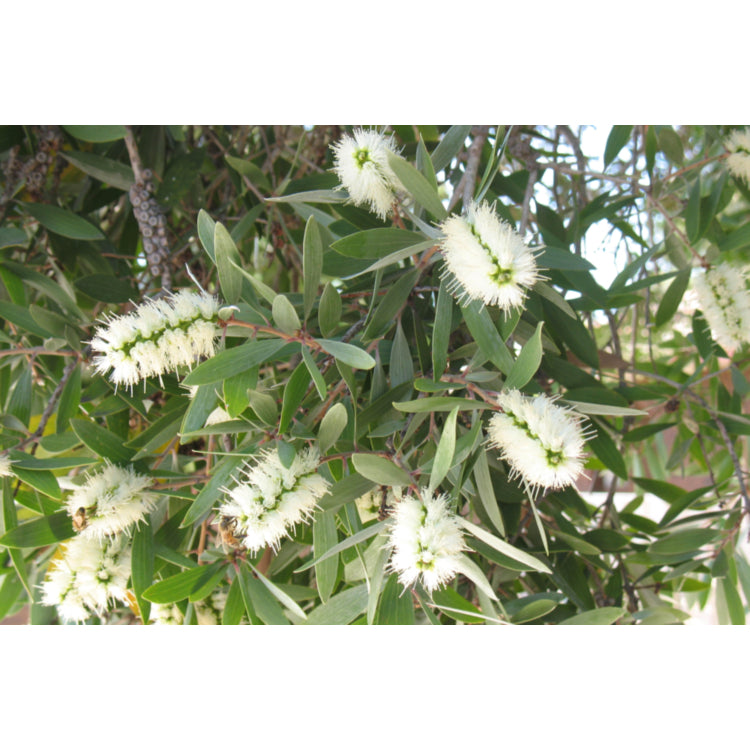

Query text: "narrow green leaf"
[603, 126, 633, 168]
[181, 383, 220, 435]
[431, 125, 472, 174]
[473, 450, 505, 535]
[301, 347, 327, 400]
[318, 403, 348, 453]
[11, 466, 61, 500]
[685, 176, 702, 244]
[313, 510, 339, 603]
[351, 454, 413, 487]
[0, 511, 73, 549]
[560, 606, 626, 625]
[63, 125, 127, 142]
[316, 339, 375, 370]
[70, 418, 135, 464]
[363, 268, 419, 341]
[197, 209, 216, 261]
[247, 563, 307, 621]
[305, 583, 368, 625]
[459, 518, 551, 574]
[386, 152, 447, 220]
[303, 216, 323, 323]
[214, 222, 242, 305]
[318, 282, 342, 338]
[21, 202, 104, 240]
[461, 300, 514, 374]
[375, 574, 416, 624]
[280, 362, 309, 433]
[655, 268, 691, 328]
[142, 562, 225, 604]
[272, 294, 301, 334]
[648, 528, 719, 556]
[331, 228, 426, 259]
[222, 575, 246, 625]
[131, 517, 154, 624]
[295, 523, 387, 573]
[394, 396, 487, 413]
[432, 281, 453, 377]
[318, 474, 376, 513]
[182, 340, 293, 386]
[504, 321, 544, 390]
[389, 322, 413, 389]
[181, 453, 248, 527]
[61, 150, 134, 190]
[718, 577, 746, 625]
[429, 406, 458, 491]
[587, 420, 627, 480]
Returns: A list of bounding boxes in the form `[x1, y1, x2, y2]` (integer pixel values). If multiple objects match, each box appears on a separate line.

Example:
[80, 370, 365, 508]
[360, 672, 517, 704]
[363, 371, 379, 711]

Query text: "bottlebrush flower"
[387, 489, 466, 593]
[194, 589, 229, 625]
[332, 128, 402, 219]
[41, 535, 132, 623]
[692, 262, 750, 351]
[64, 463, 156, 539]
[724, 128, 750, 185]
[487, 390, 589, 495]
[216, 446, 330, 553]
[90, 289, 221, 389]
[0, 455, 14, 478]
[439, 200, 541, 310]
[150, 602, 184, 625]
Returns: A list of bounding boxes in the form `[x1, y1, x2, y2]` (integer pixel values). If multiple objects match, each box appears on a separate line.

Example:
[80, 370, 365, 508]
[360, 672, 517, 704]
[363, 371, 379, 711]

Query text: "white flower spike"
[65, 463, 156, 539]
[41, 535, 132, 624]
[439, 200, 541, 311]
[217, 446, 330, 553]
[724, 128, 750, 185]
[332, 128, 402, 219]
[692, 262, 750, 352]
[387, 489, 466, 594]
[0, 455, 15, 479]
[150, 602, 184, 626]
[487, 390, 589, 496]
[90, 288, 221, 390]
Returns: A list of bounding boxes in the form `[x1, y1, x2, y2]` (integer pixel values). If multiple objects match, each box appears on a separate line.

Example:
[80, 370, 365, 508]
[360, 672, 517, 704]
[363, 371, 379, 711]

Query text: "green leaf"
[394, 396, 487, 413]
[214, 222, 242, 305]
[222, 576, 246, 625]
[318, 403, 348, 453]
[429, 406, 458, 491]
[305, 583, 368, 625]
[279, 362, 310, 433]
[20, 202, 104, 240]
[61, 150, 134, 190]
[295, 522, 387, 573]
[181, 383, 220, 435]
[386, 151, 447, 220]
[316, 339, 375, 370]
[431, 281, 453, 377]
[351, 454, 412, 487]
[303, 216, 323, 323]
[685, 176, 702, 244]
[272, 294, 301, 334]
[331, 228, 427, 259]
[459, 518, 551, 574]
[131, 516, 154, 624]
[301, 347, 327, 400]
[247, 563, 307, 621]
[603, 126, 633, 168]
[142, 562, 225, 604]
[587, 420, 627, 480]
[375, 574, 416, 624]
[431, 125, 472, 174]
[63, 125, 127, 142]
[563, 401, 646, 417]
[183, 340, 294, 386]
[647, 528, 719, 556]
[658, 126, 684, 165]
[363, 268, 419, 341]
[473, 450, 504, 535]
[181, 453, 248, 527]
[504, 321, 543, 390]
[389, 322, 413, 389]
[1, 260, 84, 321]
[10, 467, 61, 500]
[313, 510, 339, 603]
[0, 227, 27, 251]
[509, 597, 559, 624]
[75, 274, 136, 303]
[432, 586, 484, 624]
[718, 577, 745, 625]
[655, 268, 691, 328]
[318, 474, 376, 513]
[318, 282, 342, 338]
[224, 154, 272, 192]
[461, 300, 514, 375]
[537, 247, 595, 271]
[70, 418, 135, 464]
[0, 511, 73, 549]
[197, 209, 216, 260]
[560, 606, 626, 625]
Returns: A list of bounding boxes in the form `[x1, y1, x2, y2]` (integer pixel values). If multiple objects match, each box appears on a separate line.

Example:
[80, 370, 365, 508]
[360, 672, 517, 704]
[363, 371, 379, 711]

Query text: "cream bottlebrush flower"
[0, 454, 15, 478]
[217, 446, 330, 552]
[332, 128, 402, 219]
[387, 489, 466, 593]
[90, 288, 221, 389]
[41, 535, 132, 623]
[65, 463, 156, 539]
[692, 262, 750, 351]
[194, 589, 228, 625]
[439, 200, 541, 310]
[724, 128, 750, 184]
[150, 602, 184, 625]
[487, 390, 588, 495]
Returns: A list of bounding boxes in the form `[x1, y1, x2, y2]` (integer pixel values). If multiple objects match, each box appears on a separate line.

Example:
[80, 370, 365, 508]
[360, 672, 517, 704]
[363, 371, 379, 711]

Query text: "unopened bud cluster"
[129, 169, 170, 284]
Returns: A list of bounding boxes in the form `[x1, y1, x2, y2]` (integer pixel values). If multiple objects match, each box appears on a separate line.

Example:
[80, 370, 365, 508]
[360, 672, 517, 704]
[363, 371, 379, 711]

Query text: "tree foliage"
[1, 124, 749, 625]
